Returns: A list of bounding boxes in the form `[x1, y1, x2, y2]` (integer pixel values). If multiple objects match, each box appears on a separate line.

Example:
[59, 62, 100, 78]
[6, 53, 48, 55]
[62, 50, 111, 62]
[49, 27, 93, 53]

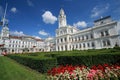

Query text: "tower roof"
[60, 8, 65, 15]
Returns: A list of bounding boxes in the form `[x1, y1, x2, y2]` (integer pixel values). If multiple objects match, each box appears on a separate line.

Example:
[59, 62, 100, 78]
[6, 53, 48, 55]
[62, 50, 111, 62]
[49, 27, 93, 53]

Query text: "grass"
[0, 56, 46, 80]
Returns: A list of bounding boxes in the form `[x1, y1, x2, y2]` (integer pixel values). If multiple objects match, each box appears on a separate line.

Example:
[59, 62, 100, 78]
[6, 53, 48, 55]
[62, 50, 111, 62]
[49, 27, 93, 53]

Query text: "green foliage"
[7, 55, 57, 73]
[0, 57, 46, 80]
[7, 48, 120, 73]
[57, 54, 120, 66]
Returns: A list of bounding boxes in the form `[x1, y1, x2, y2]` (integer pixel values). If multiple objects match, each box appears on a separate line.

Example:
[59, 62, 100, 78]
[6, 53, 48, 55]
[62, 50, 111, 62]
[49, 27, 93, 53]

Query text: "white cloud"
[10, 7, 17, 13]
[73, 21, 87, 28]
[27, 0, 34, 7]
[33, 35, 41, 39]
[10, 31, 25, 36]
[42, 11, 57, 24]
[38, 30, 49, 36]
[91, 4, 109, 18]
[0, 5, 4, 17]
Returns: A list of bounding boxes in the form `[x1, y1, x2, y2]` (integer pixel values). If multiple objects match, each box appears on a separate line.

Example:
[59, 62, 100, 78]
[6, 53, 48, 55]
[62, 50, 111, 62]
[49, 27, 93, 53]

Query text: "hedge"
[57, 54, 120, 67]
[7, 48, 120, 73]
[7, 55, 57, 73]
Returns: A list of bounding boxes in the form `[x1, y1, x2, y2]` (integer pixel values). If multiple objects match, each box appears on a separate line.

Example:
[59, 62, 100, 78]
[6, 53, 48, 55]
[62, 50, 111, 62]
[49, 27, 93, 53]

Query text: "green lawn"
[0, 56, 46, 80]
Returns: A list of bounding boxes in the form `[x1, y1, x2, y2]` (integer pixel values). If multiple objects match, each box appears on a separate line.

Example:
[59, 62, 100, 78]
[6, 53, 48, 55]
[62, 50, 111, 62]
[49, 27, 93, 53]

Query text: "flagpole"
[1, 3, 8, 40]
[2, 3, 8, 27]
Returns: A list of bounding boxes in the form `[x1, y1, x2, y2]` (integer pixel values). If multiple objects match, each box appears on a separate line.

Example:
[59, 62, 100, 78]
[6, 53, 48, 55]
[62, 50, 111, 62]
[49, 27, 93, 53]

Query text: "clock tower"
[58, 8, 67, 28]
[1, 24, 9, 39]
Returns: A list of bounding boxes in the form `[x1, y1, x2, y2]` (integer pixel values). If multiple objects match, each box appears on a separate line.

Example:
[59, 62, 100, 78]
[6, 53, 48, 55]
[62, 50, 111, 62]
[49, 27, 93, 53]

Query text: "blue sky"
[0, 0, 120, 39]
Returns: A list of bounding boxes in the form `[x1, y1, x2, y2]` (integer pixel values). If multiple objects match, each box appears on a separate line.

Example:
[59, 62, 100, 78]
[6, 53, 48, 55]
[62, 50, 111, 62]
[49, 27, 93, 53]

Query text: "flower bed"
[47, 64, 120, 80]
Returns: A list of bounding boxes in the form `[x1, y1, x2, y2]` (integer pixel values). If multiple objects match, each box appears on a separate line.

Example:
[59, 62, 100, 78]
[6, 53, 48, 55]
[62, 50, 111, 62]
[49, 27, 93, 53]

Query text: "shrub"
[7, 55, 57, 73]
[57, 54, 120, 67]
[7, 48, 120, 73]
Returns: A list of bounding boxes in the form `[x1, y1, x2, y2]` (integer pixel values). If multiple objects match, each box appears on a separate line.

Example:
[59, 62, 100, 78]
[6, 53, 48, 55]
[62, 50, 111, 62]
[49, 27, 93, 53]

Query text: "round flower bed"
[47, 64, 120, 80]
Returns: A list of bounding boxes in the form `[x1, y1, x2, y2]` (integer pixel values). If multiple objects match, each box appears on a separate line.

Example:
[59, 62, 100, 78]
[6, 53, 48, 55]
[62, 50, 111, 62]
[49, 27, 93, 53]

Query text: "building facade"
[0, 24, 45, 54]
[0, 8, 120, 53]
[55, 9, 120, 51]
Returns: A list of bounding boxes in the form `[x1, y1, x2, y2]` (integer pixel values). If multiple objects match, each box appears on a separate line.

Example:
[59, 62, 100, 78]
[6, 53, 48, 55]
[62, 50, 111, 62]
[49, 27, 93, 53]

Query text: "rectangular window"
[103, 41, 106, 46]
[82, 36, 84, 40]
[79, 44, 81, 48]
[105, 31, 109, 36]
[76, 44, 78, 48]
[91, 34, 94, 39]
[92, 42, 95, 47]
[57, 39, 59, 43]
[61, 38, 63, 43]
[107, 40, 111, 46]
[64, 37, 67, 42]
[86, 35, 88, 40]
[83, 43, 85, 48]
[87, 43, 90, 47]
[101, 32, 104, 37]
[79, 37, 80, 41]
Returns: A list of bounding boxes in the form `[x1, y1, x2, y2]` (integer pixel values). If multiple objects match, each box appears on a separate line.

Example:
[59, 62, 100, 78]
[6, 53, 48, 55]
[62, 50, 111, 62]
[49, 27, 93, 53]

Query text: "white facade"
[55, 9, 120, 51]
[0, 8, 120, 53]
[44, 37, 55, 52]
[0, 24, 45, 54]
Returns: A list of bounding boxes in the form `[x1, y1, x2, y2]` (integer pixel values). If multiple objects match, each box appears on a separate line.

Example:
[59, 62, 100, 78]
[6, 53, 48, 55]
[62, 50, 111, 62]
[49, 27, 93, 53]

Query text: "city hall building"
[55, 9, 120, 51]
[0, 8, 120, 53]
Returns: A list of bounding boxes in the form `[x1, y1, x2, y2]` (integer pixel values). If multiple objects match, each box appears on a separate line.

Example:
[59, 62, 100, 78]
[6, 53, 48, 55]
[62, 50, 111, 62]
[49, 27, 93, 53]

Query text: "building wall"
[55, 9, 120, 51]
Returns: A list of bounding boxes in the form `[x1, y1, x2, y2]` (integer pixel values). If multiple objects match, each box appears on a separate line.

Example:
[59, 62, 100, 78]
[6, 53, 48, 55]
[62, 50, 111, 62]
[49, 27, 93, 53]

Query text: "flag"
[0, 21, 3, 26]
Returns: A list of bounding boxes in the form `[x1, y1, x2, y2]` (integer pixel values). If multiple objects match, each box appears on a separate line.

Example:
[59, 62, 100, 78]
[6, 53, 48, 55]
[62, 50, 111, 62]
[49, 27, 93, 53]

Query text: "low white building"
[0, 24, 45, 54]
[55, 9, 120, 51]
[44, 37, 55, 52]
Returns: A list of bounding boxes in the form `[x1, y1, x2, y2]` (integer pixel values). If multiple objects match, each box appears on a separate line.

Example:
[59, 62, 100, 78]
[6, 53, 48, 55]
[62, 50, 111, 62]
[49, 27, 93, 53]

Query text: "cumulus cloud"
[38, 30, 49, 36]
[0, 5, 4, 17]
[10, 31, 25, 36]
[91, 4, 109, 18]
[42, 11, 57, 24]
[73, 21, 87, 28]
[27, 0, 34, 7]
[33, 35, 41, 39]
[10, 7, 17, 13]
